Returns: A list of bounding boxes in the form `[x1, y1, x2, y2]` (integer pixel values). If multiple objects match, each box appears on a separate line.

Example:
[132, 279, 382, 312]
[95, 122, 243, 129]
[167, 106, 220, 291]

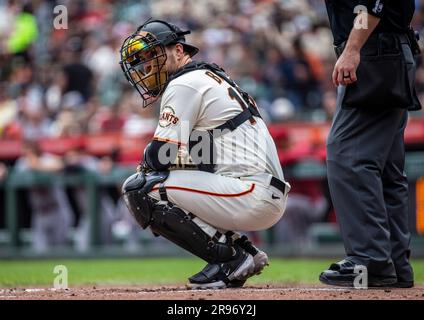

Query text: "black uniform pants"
[326, 85, 413, 281]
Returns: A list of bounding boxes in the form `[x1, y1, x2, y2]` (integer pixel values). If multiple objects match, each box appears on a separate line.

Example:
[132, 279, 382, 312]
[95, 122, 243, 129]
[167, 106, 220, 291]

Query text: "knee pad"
[122, 171, 169, 229]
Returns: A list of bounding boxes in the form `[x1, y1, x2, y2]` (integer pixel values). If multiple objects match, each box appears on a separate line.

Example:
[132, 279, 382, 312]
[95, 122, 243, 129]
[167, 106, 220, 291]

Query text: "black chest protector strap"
[166, 62, 262, 172]
[165, 61, 262, 132]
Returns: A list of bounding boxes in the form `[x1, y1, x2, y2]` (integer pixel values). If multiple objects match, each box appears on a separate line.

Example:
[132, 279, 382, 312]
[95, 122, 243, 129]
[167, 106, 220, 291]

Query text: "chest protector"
[165, 61, 262, 172]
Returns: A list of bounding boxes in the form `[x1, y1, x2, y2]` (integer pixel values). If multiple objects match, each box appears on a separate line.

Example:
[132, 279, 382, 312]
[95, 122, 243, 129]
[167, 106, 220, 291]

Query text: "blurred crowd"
[2, 0, 424, 144]
[1, 0, 424, 251]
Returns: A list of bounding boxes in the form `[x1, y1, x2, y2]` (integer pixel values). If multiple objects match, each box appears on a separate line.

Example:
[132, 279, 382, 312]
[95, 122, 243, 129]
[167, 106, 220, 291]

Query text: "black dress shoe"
[319, 259, 397, 288]
[392, 280, 414, 288]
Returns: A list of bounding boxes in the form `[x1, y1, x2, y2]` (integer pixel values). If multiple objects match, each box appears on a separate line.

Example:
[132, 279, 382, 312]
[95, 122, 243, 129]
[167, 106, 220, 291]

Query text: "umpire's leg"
[326, 86, 405, 278]
[382, 110, 414, 284]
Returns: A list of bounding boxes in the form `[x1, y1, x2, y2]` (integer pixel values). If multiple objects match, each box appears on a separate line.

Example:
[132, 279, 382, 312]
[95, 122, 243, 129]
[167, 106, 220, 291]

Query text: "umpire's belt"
[334, 32, 411, 58]
[270, 176, 287, 195]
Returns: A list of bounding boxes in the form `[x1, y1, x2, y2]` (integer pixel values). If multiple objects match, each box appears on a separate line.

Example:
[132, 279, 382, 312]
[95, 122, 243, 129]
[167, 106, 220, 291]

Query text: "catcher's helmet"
[138, 20, 199, 57]
[119, 19, 199, 108]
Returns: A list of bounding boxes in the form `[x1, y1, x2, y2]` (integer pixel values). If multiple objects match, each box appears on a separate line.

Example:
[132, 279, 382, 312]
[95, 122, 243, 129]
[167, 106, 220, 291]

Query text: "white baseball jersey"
[148, 67, 289, 232]
[153, 69, 284, 181]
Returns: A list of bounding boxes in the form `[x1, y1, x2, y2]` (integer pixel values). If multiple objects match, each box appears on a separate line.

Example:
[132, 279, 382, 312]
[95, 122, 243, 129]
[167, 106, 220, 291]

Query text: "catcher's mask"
[120, 19, 199, 108]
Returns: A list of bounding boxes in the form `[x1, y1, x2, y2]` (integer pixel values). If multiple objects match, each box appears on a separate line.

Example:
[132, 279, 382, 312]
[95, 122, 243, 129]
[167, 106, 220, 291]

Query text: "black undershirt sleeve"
[143, 140, 179, 171]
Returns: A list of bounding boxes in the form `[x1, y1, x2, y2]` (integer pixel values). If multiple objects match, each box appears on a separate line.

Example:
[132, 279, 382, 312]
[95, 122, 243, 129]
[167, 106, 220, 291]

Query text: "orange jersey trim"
[151, 183, 255, 197]
[153, 136, 186, 146]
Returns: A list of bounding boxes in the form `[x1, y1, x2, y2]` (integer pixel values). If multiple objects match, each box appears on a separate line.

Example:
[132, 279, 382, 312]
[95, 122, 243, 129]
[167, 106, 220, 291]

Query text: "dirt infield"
[1, 284, 423, 300]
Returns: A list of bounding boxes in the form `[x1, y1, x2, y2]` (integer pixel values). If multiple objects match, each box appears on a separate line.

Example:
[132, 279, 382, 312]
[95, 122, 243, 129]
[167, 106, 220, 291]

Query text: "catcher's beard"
[165, 53, 178, 76]
[165, 50, 192, 77]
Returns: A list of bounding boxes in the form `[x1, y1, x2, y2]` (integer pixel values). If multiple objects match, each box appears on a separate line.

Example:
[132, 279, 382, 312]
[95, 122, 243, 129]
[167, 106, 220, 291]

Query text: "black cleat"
[186, 248, 255, 290]
[226, 250, 269, 288]
[227, 235, 269, 288]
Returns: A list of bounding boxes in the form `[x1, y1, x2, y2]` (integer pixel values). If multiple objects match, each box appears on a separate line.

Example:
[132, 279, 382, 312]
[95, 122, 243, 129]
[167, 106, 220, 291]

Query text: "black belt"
[334, 32, 414, 58]
[270, 176, 287, 195]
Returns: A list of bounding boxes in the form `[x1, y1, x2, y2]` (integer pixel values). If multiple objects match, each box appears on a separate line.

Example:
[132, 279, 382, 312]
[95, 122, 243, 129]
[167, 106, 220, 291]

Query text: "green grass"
[0, 258, 423, 287]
